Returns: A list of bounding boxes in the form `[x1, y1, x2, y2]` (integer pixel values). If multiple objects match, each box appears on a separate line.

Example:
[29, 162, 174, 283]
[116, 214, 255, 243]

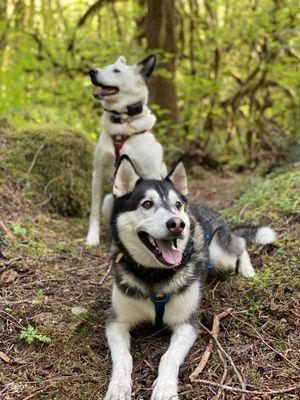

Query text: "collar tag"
[115, 252, 124, 264]
[124, 126, 136, 136]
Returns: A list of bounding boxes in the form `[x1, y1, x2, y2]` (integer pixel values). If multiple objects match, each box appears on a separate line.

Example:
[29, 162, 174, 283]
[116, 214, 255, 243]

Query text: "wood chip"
[0, 351, 11, 363]
[0, 269, 19, 285]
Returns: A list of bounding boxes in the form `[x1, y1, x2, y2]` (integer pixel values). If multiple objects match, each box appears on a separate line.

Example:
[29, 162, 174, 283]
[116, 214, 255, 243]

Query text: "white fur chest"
[111, 280, 201, 329]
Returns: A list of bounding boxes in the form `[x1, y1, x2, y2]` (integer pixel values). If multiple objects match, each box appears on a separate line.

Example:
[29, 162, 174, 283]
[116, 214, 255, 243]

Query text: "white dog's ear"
[116, 55, 127, 64]
[166, 162, 188, 196]
[113, 156, 141, 197]
[135, 54, 156, 80]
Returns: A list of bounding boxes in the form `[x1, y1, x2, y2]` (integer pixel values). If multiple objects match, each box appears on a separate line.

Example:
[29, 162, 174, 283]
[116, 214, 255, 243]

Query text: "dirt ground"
[0, 171, 299, 400]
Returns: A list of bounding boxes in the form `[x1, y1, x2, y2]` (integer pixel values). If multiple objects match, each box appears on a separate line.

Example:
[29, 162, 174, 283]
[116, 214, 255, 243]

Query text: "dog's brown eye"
[113, 68, 120, 73]
[175, 201, 182, 210]
[142, 200, 153, 209]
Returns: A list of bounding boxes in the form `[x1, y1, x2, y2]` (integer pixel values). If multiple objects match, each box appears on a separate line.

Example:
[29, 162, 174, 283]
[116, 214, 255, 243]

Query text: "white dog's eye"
[175, 201, 182, 210]
[113, 68, 121, 73]
[142, 200, 153, 209]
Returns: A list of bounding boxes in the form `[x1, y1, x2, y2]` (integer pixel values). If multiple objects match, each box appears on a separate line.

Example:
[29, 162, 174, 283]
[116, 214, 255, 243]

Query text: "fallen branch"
[189, 308, 232, 380]
[197, 311, 246, 400]
[194, 379, 300, 396]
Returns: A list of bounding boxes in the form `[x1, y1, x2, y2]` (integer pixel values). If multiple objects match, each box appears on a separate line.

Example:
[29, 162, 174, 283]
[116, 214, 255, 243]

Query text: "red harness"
[113, 130, 148, 164]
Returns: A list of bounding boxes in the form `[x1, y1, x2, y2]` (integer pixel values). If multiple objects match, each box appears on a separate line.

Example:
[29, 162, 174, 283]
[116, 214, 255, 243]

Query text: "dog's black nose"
[89, 68, 97, 78]
[166, 218, 185, 235]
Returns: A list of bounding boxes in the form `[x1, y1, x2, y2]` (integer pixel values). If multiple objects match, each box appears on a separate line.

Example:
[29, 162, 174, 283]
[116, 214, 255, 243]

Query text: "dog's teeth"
[149, 237, 156, 247]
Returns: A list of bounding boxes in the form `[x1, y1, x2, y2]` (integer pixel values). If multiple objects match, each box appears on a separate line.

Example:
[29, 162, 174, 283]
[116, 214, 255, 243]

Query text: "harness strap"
[149, 293, 171, 327]
[113, 129, 148, 165]
[205, 233, 215, 270]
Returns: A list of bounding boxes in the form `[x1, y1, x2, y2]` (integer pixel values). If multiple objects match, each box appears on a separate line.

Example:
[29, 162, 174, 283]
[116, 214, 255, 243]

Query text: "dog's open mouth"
[138, 232, 183, 267]
[93, 84, 119, 99]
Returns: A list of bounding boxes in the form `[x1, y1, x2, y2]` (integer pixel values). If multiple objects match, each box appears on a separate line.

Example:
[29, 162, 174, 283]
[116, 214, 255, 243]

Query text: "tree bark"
[146, 0, 179, 123]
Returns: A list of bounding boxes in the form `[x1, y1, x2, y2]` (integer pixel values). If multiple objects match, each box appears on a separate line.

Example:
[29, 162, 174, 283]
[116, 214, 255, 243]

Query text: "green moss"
[222, 168, 300, 223]
[3, 123, 94, 216]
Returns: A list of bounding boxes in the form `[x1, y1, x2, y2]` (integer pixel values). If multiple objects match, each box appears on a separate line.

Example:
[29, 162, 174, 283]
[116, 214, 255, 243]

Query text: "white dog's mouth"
[138, 231, 183, 267]
[93, 84, 119, 99]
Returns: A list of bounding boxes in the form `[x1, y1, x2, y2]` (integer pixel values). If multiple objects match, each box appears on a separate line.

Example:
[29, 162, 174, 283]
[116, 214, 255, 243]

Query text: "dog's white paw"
[239, 250, 256, 278]
[151, 378, 178, 400]
[104, 378, 132, 400]
[86, 228, 100, 246]
[239, 260, 255, 278]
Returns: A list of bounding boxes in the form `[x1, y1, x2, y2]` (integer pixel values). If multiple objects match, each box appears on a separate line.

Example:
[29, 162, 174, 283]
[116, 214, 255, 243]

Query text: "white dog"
[86, 55, 167, 246]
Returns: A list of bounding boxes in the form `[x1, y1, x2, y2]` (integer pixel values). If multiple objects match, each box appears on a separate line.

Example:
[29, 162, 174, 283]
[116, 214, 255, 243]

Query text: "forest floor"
[1, 168, 299, 400]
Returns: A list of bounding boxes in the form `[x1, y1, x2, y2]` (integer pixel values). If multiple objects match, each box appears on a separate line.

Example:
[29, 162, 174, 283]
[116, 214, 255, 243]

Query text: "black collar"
[104, 101, 143, 122]
[113, 236, 195, 287]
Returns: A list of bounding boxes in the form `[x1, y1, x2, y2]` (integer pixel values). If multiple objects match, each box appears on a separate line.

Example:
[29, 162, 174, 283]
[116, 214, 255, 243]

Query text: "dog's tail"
[233, 226, 276, 246]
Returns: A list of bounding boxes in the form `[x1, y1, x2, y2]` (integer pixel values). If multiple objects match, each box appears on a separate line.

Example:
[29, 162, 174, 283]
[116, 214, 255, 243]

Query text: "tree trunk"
[146, 0, 179, 123]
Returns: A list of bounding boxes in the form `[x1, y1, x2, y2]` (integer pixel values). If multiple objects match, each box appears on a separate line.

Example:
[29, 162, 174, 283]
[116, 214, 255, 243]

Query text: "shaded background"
[1, 0, 299, 170]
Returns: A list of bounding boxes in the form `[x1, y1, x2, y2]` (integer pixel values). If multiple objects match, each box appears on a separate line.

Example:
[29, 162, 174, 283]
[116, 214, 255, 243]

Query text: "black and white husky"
[104, 156, 276, 400]
[86, 55, 167, 246]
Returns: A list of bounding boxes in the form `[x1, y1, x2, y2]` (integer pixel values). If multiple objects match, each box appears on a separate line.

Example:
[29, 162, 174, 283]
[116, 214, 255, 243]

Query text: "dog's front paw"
[86, 229, 100, 246]
[104, 378, 132, 400]
[151, 378, 178, 400]
[240, 265, 255, 278]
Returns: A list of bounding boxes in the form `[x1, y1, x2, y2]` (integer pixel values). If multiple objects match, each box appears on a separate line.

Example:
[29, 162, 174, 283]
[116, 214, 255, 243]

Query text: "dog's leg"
[104, 321, 132, 400]
[86, 167, 103, 246]
[102, 193, 114, 225]
[238, 249, 255, 278]
[161, 162, 168, 178]
[151, 323, 197, 400]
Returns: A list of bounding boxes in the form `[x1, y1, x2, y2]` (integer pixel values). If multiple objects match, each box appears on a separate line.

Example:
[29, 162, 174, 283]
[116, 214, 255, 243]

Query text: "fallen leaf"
[270, 300, 279, 312]
[0, 351, 11, 363]
[13, 357, 27, 365]
[0, 269, 19, 285]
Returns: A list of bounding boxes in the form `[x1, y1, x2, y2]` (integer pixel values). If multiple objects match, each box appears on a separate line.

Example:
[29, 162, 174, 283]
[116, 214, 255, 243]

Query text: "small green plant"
[243, 300, 263, 316]
[32, 289, 44, 304]
[20, 324, 51, 345]
[56, 242, 66, 253]
[11, 223, 27, 236]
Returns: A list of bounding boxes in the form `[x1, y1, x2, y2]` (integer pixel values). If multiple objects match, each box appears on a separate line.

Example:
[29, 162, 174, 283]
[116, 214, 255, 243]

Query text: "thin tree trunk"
[146, 0, 179, 123]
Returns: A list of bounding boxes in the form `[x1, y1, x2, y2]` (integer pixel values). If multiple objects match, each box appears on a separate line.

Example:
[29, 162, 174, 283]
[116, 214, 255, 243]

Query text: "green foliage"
[0, 0, 298, 165]
[223, 167, 300, 223]
[3, 123, 93, 216]
[20, 324, 51, 345]
[10, 223, 27, 237]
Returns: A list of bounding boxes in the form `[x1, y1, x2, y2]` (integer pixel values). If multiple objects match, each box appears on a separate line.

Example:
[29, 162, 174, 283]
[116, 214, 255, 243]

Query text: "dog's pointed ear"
[135, 54, 156, 80]
[116, 55, 127, 64]
[166, 162, 188, 196]
[113, 156, 141, 197]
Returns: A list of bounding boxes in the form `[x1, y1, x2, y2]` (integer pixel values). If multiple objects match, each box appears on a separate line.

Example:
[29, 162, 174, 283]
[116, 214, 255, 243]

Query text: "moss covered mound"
[5, 124, 93, 216]
[223, 167, 300, 224]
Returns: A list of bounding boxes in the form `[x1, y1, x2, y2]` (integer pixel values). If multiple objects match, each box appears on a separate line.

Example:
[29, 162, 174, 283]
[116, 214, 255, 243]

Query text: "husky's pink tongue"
[156, 239, 182, 266]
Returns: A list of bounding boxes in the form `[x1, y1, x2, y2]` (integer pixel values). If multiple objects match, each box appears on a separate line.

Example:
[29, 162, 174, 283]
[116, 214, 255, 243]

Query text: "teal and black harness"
[113, 231, 215, 328]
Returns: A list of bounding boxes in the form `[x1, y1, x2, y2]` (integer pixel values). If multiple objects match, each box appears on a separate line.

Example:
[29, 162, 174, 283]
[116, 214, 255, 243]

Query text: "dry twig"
[99, 259, 113, 285]
[230, 311, 300, 371]
[214, 350, 228, 400]
[196, 310, 246, 400]
[189, 308, 232, 380]
[194, 379, 300, 396]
